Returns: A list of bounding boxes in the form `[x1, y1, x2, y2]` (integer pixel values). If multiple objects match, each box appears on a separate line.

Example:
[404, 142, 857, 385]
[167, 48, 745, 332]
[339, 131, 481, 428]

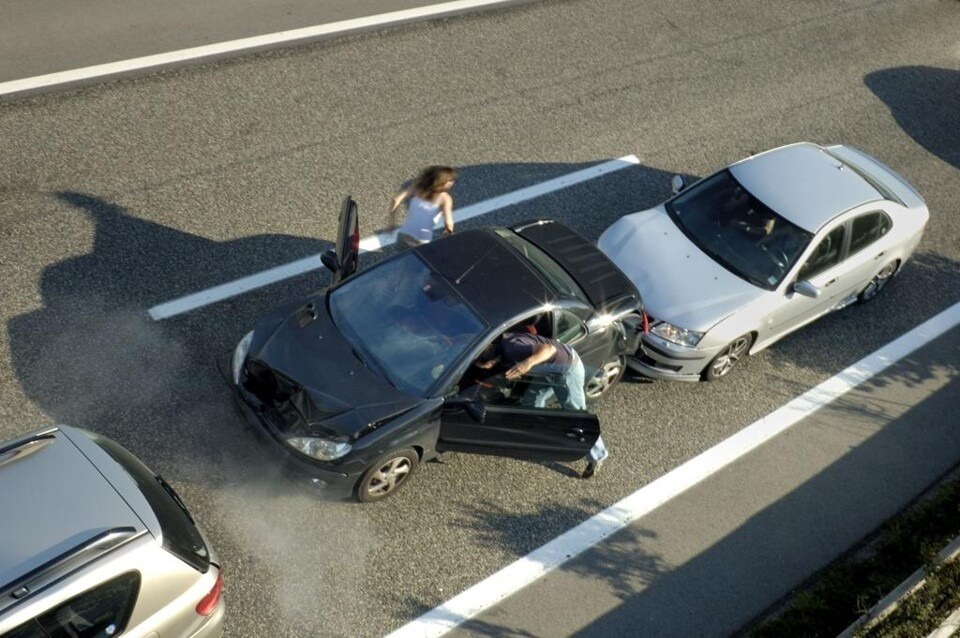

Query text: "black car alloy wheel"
[585, 356, 626, 400]
[356, 448, 419, 503]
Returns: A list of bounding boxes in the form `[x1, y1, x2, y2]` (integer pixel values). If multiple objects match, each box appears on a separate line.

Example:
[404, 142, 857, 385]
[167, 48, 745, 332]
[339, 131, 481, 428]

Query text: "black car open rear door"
[322, 195, 360, 284]
[438, 403, 599, 462]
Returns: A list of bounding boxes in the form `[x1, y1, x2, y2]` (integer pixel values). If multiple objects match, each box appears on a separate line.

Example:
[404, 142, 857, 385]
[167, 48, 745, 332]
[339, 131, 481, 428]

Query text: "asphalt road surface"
[1, 0, 958, 636]
[0, 0, 489, 83]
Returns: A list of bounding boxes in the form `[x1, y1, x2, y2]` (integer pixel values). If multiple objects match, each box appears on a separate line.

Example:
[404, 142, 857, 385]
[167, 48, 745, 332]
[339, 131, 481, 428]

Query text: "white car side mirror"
[793, 280, 821, 299]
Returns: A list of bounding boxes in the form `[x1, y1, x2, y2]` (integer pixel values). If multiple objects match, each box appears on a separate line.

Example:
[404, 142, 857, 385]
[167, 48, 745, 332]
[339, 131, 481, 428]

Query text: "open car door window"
[322, 195, 360, 284]
[438, 400, 599, 463]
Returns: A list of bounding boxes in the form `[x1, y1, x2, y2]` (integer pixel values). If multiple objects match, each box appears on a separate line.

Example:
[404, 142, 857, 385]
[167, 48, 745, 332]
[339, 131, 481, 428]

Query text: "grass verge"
[860, 556, 960, 637]
[745, 477, 960, 638]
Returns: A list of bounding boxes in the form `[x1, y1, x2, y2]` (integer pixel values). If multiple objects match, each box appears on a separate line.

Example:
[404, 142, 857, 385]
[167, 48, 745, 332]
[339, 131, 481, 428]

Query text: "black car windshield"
[329, 253, 486, 396]
[666, 170, 813, 289]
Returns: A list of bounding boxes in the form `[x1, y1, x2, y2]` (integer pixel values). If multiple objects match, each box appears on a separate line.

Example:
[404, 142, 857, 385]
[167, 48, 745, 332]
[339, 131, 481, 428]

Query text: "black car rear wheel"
[356, 448, 419, 503]
[585, 356, 626, 401]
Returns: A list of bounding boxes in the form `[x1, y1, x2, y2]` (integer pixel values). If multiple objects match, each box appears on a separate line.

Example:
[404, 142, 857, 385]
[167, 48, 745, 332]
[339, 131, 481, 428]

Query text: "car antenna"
[453, 245, 498, 285]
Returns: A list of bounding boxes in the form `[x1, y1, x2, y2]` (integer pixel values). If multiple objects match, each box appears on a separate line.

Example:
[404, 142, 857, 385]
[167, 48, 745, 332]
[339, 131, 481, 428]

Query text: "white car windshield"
[329, 253, 486, 396]
[666, 170, 813, 289]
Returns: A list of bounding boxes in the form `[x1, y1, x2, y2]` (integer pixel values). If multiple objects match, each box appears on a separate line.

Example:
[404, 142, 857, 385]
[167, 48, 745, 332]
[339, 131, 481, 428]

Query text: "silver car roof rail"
[1, 526, 145, 612]
[0, 431, 59, 470]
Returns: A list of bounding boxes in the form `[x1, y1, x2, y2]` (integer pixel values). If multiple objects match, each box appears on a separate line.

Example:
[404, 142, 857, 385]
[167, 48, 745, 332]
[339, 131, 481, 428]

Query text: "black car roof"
[414, 229, 559, 327]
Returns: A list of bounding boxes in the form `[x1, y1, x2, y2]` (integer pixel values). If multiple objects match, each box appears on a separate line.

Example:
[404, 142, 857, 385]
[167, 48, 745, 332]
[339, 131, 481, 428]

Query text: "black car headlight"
[231, 331, 254, 384]
[285, 437, 352, 461]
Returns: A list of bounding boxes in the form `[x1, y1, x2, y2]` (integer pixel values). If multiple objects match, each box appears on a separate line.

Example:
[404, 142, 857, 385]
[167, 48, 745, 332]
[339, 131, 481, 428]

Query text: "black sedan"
[224, 198, 644, 502]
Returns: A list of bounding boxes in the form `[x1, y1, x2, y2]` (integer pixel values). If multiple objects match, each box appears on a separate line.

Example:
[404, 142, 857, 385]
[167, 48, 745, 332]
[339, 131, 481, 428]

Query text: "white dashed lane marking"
[0, 0, 522, 97]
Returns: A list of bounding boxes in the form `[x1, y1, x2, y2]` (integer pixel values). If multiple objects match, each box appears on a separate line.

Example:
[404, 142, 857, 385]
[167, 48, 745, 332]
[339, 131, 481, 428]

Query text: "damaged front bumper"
[627, 334, 719, 382]
[216, 356, 358, 498]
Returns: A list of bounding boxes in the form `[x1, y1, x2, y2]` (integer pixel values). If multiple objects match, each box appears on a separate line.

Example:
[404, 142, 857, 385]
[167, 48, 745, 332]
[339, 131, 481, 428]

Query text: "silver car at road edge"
[0, 425, 224, 637]
[598, 142, 929, 381]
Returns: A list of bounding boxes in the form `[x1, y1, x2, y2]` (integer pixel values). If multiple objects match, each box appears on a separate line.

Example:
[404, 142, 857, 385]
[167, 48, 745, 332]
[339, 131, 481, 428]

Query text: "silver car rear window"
[89, 434, 210, 573]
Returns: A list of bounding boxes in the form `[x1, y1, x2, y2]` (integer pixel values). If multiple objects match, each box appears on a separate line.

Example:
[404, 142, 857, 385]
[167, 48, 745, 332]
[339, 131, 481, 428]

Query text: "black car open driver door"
[321, 195, 360, 284]
[438, 403, 599, 462]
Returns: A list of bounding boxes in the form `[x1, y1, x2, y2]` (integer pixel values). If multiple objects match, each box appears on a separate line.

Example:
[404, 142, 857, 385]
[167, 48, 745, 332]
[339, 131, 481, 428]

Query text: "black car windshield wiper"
[326, 291, 402, 390]
[346, 341, 399, 390]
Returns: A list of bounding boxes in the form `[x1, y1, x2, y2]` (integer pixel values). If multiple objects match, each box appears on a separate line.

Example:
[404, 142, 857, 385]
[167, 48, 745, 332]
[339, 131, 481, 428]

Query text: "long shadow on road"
[5, 154, 676, 484]
[865, 66, 960, 170]
[6, 191, 332, 483]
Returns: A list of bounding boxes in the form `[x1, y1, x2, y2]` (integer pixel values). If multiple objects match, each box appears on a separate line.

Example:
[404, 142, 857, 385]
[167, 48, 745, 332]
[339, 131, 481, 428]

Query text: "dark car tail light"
[196, 570, 223, 616]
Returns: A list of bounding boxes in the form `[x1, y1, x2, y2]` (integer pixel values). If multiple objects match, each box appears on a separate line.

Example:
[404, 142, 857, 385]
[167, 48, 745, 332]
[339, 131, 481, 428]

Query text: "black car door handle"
[824, 278, 837, 287]
[874, 251, 885, 260]
[566, 428, 585, 441]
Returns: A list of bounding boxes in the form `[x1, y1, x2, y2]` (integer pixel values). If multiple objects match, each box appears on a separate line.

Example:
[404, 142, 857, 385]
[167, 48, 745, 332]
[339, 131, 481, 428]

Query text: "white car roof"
[729, 142, 883, 232]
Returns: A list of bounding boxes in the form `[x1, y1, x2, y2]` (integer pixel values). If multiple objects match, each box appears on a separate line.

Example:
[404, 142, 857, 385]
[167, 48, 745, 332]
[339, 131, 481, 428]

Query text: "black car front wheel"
[356, 448, 419, 503]
[703, 333, 754, 381]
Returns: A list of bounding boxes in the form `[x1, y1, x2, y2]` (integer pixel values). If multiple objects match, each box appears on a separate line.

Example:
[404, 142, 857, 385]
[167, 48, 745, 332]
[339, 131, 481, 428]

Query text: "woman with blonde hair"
[388, 165, 457, 247]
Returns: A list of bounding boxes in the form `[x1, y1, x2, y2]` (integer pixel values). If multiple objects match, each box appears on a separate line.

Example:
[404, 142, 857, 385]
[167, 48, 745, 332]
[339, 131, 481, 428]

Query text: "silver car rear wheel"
[703, 333, 754, 381]
[858, 262, 899, 303]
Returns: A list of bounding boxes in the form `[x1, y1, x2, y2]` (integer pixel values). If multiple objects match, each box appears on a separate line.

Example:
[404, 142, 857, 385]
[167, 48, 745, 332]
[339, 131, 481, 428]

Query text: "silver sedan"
[598, 142, 929, 381]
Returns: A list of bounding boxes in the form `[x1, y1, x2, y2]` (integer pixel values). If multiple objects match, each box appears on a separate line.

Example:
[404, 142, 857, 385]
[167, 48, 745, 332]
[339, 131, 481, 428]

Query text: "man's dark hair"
[477, 340, 501, 365]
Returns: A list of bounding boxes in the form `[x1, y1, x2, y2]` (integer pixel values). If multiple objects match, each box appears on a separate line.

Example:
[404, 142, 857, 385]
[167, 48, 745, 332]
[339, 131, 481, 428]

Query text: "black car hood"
[244, 298, 423, 438]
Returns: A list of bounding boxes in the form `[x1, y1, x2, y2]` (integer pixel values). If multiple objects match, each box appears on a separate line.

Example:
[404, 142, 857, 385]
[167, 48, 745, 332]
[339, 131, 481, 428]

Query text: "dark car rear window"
[495, 229, 589, 303]
[90, 435, 210, 573]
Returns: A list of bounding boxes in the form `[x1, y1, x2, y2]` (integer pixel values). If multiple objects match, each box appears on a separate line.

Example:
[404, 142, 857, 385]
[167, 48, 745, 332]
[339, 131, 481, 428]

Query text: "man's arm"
[505, 343, 555, 380]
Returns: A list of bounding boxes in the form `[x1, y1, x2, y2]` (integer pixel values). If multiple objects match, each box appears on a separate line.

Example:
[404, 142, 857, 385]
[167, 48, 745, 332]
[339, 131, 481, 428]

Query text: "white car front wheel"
[703, 333, 754, 381]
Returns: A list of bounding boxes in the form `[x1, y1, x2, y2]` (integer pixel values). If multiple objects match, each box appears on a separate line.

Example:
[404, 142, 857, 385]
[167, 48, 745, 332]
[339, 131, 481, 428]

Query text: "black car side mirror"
[321, 249, 340, 273]
[671, 175, 685, 194]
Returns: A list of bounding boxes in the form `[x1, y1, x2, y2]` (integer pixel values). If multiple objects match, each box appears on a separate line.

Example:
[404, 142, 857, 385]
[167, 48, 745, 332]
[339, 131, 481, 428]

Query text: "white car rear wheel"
[858, 261, 899, 303]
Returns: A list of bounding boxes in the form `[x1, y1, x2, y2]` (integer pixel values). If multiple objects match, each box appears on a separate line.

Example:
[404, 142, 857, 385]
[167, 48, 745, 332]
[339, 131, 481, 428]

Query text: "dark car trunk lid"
[513, 220, 640, 308]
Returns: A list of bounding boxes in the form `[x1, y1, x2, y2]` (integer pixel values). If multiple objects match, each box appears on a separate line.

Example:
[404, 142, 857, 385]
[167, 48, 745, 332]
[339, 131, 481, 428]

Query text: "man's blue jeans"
[525, 354, 586, 411]
[523, 355, 608, 464]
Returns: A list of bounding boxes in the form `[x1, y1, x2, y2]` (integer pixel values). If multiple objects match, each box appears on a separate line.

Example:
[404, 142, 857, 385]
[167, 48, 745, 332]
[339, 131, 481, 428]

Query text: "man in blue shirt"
[477, 331, 608, 478]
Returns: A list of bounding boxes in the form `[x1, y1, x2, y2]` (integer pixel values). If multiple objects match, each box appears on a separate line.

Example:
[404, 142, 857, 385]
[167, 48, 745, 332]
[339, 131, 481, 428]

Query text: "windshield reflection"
[666, 170, 812, 289]
[329, 253, 486, 396]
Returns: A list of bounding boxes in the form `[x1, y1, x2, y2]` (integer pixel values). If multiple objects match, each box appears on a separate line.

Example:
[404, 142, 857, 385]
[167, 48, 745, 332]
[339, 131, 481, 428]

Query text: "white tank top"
[398, 196, 442, 243]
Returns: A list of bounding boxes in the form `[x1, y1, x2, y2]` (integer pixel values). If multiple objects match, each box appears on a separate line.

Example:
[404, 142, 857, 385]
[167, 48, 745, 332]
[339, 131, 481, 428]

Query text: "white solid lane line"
[147, 155, 640, 320]
[384, 301, 960, 638]
[0, 0, 521, 97]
